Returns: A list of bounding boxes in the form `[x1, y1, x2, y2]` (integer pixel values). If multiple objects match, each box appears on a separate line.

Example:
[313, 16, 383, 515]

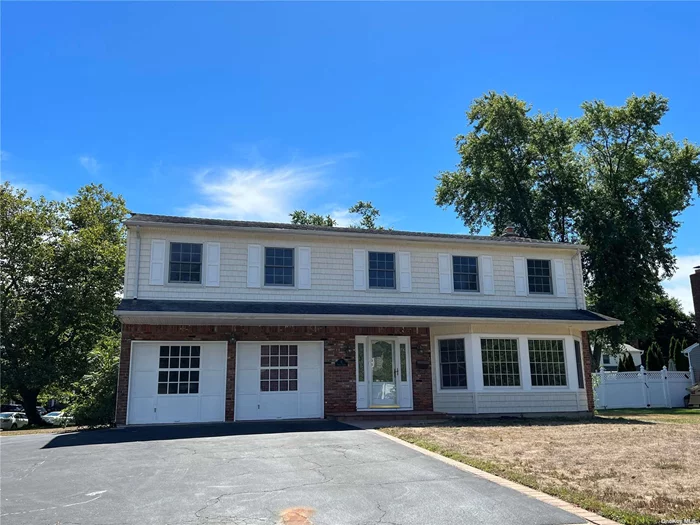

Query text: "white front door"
[356, 336, 412, 410]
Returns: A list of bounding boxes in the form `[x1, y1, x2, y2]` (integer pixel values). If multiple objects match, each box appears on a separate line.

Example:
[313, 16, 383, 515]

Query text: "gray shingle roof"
[116, 299, 613, 323]
[125, 213, 584, 248]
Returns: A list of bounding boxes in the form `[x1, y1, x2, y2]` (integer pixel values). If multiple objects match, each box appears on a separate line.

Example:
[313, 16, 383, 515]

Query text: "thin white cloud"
[662, 254, 699, 314]
[0, 150, 9, 161]
[79, 155, 100, 175]
[6, 177, 70, 201]
[185, 158, 338, 222]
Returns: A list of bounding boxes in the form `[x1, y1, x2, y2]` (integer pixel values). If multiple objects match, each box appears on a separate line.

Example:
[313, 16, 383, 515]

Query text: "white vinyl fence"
[593, 366, 693, 410]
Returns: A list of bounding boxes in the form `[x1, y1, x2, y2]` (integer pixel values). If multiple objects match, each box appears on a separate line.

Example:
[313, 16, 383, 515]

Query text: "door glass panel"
[399, 343, 408, 382]
[357, 343, 365, 382]
[371, 340, 397, 406]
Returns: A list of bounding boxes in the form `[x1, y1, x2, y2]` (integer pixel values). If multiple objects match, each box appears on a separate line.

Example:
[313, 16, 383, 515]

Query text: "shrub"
[66, 334, 119, 427]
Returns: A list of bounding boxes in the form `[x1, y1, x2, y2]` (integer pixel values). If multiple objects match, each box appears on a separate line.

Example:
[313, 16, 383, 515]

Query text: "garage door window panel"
[260, 345, 298, 392]
[158, 345, 201, 394]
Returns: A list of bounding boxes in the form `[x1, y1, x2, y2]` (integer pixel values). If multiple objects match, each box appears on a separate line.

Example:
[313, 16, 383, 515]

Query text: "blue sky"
[2, 2, 699, 311]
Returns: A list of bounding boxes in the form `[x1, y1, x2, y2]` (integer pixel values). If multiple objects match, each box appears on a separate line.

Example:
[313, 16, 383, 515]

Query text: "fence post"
[640, 365, 650, 408]
[598, 367, 606, 409]
[662, 366, 671, 408]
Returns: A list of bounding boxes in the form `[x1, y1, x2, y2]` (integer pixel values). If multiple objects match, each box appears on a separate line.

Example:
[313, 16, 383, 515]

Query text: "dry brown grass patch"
[382, 410, 700, 524]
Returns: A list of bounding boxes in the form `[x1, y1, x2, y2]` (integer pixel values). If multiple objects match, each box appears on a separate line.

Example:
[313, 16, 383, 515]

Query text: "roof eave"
[114, 309, 620, 330]
[123, 219, 588, 251]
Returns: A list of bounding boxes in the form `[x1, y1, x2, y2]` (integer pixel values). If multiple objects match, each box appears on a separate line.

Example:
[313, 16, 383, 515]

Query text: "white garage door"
[127, 341, 226, 425]
[235, 341, 323, 421]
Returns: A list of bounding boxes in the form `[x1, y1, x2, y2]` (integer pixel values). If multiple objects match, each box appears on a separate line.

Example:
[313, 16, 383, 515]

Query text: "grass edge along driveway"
[381, 409, 700, 525]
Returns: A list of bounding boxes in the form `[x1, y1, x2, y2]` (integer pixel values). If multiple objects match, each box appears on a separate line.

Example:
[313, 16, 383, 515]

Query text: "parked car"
[0, 404, 23, 413]
[0, 412, 29, 430]
[42, 411, 74, 426]
[36, 407, 47, 416]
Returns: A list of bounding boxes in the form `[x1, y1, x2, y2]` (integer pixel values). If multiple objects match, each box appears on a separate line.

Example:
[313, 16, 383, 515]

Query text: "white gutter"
[124, 219, 588, 251]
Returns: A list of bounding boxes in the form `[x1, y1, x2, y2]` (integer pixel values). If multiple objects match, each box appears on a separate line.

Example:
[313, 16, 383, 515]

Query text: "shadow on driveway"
[42, 419, 354, 449]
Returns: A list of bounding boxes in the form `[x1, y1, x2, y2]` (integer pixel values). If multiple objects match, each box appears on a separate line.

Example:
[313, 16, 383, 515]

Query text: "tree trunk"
[18, 388, 46, 427]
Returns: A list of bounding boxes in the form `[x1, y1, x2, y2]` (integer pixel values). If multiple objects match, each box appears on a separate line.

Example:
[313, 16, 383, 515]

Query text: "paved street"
[0, 421, 585, 525]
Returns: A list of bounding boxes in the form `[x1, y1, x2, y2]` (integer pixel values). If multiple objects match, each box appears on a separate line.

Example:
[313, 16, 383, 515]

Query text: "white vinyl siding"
[128, 227, 582, 309]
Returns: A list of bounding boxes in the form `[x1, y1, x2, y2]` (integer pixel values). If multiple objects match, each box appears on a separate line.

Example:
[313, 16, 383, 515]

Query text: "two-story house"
[114, 214, 621, 425]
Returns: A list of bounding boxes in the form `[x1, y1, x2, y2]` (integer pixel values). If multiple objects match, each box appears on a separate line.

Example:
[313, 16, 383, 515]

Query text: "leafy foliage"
[290, 200, 385, 229]
[436, 92, 700, 348]
[645, 342, 665, 371]
[0, 183, 128, 425]
[66, 334, 120, 427]
[617, 352, 637, 372]
[289, 210, 336, 227]
[668, 336, 690, 372]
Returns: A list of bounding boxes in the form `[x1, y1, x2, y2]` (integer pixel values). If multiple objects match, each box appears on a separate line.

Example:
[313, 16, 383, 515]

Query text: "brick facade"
[580, 331, 594, 412]
[691, 268, 700, 341]
[116, 324, 433, 425]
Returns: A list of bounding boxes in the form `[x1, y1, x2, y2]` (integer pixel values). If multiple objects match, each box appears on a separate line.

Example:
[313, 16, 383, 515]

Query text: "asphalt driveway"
[0, 421, 585, 525]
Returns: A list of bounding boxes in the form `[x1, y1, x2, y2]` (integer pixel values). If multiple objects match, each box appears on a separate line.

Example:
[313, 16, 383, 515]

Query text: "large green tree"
[0, 183, 128, 425]
[436, 92, 700, 354]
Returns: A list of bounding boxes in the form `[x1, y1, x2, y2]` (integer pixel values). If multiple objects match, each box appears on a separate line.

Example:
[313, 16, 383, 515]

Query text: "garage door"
[235, 341, 323, 421]
[127, 341, 226, 425]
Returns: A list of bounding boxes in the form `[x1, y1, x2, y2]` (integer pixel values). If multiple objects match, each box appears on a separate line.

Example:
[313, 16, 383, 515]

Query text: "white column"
[468, 334, 483, 391]
[518, 336, 532, 390]
[565, 336, 579, 391]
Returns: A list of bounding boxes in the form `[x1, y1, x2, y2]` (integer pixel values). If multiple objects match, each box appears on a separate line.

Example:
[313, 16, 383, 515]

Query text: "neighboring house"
[114, 214, 621, 425]
[595, 344, 644, 371]
[683, 343, 700, 383]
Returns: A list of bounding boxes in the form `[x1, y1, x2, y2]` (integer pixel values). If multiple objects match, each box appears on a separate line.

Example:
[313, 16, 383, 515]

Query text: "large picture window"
[169, 242, 202, 283]
[260, 344, 298, 392]
[528, 339, 567, 386]
[453, 256, 479, 292]
[527, 259, 552, 294]
[368, 252, 396, 289]
[481, 338, 520, 387]
[439, 338, 467, 389]
[265, 248, 294, 286]
[158, 345, 200, 394]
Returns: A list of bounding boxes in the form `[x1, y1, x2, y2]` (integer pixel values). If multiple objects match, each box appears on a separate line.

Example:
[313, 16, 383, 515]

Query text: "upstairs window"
[527, 259, 552, 294]
[368, 252, 395, 289]
[453, 256, 479, 292]
[169, 243, 202, 283]
[265, 247, 294, 286]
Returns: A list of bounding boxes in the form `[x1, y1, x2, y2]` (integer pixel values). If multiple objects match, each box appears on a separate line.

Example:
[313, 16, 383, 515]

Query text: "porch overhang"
[115, 299, 621, 330]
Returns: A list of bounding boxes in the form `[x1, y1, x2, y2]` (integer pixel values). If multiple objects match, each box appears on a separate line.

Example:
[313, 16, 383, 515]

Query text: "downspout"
[133, 225, 141, 299]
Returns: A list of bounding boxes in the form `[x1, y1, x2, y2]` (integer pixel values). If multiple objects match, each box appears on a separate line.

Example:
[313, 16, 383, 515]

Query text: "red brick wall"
[116, 324, 433, 424]
[581, 331, 594, 413]
[691, 269, 700, 341]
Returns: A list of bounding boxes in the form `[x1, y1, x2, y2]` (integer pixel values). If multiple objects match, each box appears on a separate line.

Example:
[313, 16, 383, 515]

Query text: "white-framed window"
[481, 338, 520, 387]
[438, 338, 467, 389]
[453, 256, 479, 292]
[528, 339, 567, 386]
[602, 354, 610, 365]
[527, 259, 553, 294]
[260, 344, 298, 392]
[169, 242, 203, 283]
[368, 251, 396, 289]
[158, 345, 200, 394]
[264, 247, 295, 287]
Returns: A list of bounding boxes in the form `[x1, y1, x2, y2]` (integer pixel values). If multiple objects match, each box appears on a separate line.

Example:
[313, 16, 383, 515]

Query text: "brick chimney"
[501, 224, 519, 238]
[692, 266, 700, 341]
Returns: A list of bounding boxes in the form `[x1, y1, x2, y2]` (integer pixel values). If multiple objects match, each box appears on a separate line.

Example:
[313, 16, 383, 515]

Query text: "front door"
[355, 336, 413, 410]
[370, 340, 398, 408]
